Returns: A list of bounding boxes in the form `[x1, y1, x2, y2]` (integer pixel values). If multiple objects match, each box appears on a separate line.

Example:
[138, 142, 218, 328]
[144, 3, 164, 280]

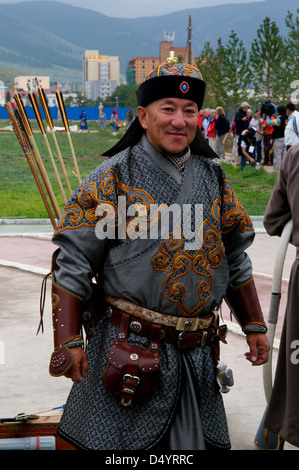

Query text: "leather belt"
[105, 295, 217, 331]
[105, 301, 227, 349]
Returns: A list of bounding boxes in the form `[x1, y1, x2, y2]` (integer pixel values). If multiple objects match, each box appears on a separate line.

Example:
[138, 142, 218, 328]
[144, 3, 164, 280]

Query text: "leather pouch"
[102, 312, 161, 406]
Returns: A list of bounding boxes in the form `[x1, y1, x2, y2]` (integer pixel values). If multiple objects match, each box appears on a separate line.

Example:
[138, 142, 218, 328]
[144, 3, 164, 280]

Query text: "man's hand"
[65, 347, 88, 382]
[245, 333, 270, 366]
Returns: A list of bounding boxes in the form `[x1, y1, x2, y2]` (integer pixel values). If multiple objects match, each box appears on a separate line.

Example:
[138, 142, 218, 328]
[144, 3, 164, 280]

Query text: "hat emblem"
[180, 81, 190, 93]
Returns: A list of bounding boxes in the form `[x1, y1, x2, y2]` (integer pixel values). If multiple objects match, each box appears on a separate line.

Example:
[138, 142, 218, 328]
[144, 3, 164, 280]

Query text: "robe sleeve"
[263, 165, 291, 237]
[51, 166, 115, 300]
[220, 178, 255, 290]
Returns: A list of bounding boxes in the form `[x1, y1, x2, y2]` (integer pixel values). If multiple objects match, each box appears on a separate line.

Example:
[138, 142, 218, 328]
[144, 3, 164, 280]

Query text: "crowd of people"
[198, 106, 230, 162]
[198, 101, 299, 171]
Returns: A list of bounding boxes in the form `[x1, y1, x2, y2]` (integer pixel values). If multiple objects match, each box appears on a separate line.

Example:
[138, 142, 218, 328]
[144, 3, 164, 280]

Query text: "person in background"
[261, 102, 276, 166]
[266, 105, 288, 172]
[198, 107, 205, 129]
[234, 102, 250, 165]
[234, 102, 250, 136]
[111, 111, 117, 131]
[250, 109, 264, 166]
[201, 108, 211, 142]
[246, 108, 252, 126]
[99, 110, 107, 129]
[237, 127, 256, 170]
[227, 118, 237, 163]
[127, 108, 134, 128]
[215, 106, 230, 161]
[285, 103, 299, 151]
[79, 109, 88, 131]
[207, 109, 217, 152]
[263, 141, 299, 448]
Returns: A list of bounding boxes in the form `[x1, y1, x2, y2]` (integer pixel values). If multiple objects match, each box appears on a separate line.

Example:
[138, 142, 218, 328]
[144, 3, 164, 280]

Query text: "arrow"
[5, 101, 57, 229]
[27, 84, 67, 205]
[55, 83, 81, 184]
[11, 88, 61, 221]
[35, 78, 73, 197]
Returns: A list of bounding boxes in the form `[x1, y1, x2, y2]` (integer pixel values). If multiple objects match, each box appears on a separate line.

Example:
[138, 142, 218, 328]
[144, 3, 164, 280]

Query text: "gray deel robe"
[263, 142, 299, 448]
[52, 135, 254, 450]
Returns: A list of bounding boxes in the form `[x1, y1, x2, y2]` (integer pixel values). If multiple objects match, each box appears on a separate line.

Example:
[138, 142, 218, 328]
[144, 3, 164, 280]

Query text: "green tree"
[103, 83, 138, 109]
[249, 17, 285, 103]
[285, 8, 299, 102]
[196, 40, 225, 110]
[221, 31, 251, 113]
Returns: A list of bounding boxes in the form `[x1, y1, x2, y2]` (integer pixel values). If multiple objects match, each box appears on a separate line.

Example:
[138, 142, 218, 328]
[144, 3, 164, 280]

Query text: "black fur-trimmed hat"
[136, 61, 206, 109]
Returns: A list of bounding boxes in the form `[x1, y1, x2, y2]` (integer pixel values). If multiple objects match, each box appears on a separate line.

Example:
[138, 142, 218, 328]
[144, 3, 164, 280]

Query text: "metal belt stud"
[130, 321, 142, 333]
[176, 317, 199, 331]
[106, 306, 113, 318]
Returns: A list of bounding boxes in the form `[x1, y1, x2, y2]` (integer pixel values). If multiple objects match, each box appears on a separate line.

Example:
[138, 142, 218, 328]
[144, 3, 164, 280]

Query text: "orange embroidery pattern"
[152, 220, 224, 316]
[54, 170, 157, 237]
[152, 179, 253, 316]
[217, 180, 253, 233]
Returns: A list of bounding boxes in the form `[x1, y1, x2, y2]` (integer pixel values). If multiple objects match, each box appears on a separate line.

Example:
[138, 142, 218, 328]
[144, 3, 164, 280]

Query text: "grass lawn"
[0, 121, 277, 218]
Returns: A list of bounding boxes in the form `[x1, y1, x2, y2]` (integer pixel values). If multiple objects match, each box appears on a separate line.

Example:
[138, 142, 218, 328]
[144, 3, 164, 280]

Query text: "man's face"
[138, 97, 199, 158]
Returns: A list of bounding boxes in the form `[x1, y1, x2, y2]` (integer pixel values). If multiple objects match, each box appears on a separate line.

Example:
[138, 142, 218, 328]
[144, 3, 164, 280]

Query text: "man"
[99, 109, 107, 129]
[197, 107, 205, 129]
[215, 106, 230, 161]
[201, 107, 210, 142]
[237, 127, 256, 170]
[263, 142, 299, 448]
[48, 58, 269, 451]
[265, 106, 288, 172]
[234, 102, 250, 136]
[285, 103, 299, 151]
[207, 109, 217, 152]
[261, 102, 276, 166]
[233, 102, 250, 165]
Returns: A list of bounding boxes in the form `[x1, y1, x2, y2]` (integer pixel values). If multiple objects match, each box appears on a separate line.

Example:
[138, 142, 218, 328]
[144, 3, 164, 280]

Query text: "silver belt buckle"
[176, 317, 199, 332]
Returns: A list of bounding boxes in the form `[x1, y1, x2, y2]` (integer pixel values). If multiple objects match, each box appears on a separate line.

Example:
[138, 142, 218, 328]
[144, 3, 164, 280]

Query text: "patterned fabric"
[53, 136, 254, 450]
[165, 148, 191, 172]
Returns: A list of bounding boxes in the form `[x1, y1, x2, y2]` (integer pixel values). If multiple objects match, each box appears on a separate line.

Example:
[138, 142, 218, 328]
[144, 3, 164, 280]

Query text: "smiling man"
[138, 97, 198, 157]
[48, 56, 269, 451]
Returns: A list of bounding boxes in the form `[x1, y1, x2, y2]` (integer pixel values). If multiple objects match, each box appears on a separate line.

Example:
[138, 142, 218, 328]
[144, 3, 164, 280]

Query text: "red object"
[207, 119, 216, 138]
[198, 113, 204, 128]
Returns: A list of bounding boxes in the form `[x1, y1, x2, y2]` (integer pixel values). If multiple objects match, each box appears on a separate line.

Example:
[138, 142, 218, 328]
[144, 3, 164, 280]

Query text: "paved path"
[0, 230, 297, 450]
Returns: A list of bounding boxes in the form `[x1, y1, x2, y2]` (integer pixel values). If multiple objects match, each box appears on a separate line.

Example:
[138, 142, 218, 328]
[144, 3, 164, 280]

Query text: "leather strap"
[105, 295, 217, 331]
[106, 304, 227, 351]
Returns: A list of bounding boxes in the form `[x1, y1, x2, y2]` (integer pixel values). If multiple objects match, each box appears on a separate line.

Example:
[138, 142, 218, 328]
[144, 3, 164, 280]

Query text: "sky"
[0, 0, 265, 18]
